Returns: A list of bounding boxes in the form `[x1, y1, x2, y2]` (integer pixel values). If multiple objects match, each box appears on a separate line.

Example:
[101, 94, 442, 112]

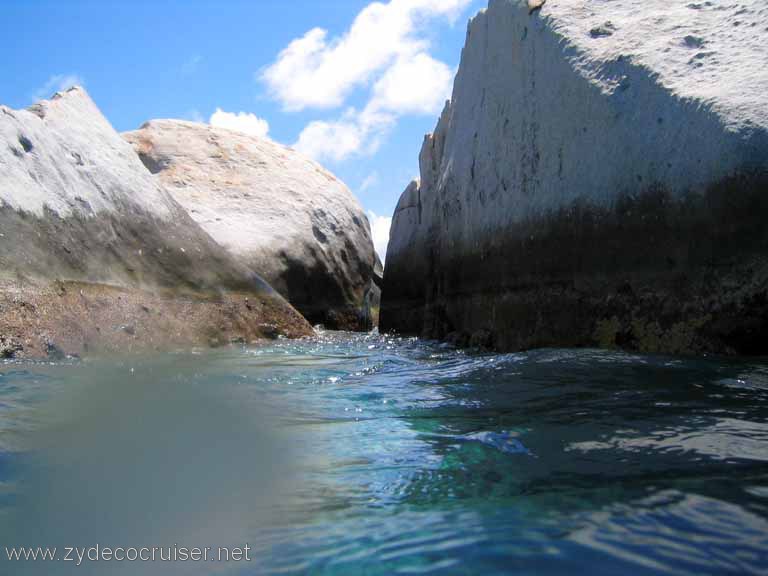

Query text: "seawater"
[1, 330, 768, 575]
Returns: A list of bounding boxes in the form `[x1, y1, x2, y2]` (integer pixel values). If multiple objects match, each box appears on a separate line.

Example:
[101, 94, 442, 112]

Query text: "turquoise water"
[2, 331, 768, 575]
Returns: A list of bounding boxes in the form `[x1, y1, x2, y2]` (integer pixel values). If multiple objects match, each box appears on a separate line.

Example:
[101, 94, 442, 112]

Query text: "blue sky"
[0, 0, 485, 258]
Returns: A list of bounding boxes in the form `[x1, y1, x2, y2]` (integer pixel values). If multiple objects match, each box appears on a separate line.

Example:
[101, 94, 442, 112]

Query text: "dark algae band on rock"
[380, 0, 768, 356]
[0, 87, 312, 359]
[383, 173, 768, 355]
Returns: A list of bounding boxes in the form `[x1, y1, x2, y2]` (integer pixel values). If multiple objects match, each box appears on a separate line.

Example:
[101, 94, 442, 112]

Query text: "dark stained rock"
[381, 0, 768, 356]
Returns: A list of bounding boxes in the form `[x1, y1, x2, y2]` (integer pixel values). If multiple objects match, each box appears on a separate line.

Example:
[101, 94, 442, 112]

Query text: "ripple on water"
[0, 333, 767, 575]
[463, 431, 536, 456]
[571, 490, 768, 576]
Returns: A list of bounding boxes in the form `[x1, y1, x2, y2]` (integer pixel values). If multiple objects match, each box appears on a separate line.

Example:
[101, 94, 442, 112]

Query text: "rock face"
[124, 120, 378, 330]
[381, 0, 768, 355]
[0, 87, 312, 359]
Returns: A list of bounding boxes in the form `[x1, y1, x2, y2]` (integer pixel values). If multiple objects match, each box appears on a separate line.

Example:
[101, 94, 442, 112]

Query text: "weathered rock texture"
[0, 280, 310, 359]
[124, 121, 378, 330]
[0, 88, 311, 359]
[381, 0, 768, 355]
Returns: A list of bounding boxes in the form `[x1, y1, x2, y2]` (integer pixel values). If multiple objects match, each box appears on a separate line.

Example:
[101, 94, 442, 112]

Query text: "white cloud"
[271, 0, 467, 163]
[262, 0, 467, 112]
[209, 108, 270, 138]
[295, 116, 366, 163]
[369, 53, 453, 115]
[293, 53, 452, 163]
[368, 210, 392, 263]
[32, 74, 84, 102]
[359, 171, 380, 193]
[294, 105, 395, 162]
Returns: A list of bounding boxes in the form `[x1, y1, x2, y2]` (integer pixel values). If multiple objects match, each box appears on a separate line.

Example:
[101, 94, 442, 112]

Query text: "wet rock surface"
[0, 281, 311, 360]
[0, 335, 23, 359]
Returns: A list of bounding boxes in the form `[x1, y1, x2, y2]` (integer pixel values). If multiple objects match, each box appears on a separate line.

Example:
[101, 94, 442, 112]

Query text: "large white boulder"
[0, 87, 311, 358]
[124, 120, 379, 330]
[381, 0, 768, 355]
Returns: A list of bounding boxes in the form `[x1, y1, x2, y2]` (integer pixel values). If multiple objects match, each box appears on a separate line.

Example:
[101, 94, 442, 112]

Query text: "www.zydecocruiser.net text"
[5, 544, 252, 566]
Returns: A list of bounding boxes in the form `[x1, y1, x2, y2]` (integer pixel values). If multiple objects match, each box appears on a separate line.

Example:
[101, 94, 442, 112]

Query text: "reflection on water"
[1, 331, 768, 575]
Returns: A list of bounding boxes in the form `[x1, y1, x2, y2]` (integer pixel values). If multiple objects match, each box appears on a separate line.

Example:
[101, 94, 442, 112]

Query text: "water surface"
[1, 331, 768, 575]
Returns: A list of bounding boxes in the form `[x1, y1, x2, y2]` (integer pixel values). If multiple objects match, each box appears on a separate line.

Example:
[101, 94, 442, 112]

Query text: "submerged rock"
[124, 120, 378, 331]
[381, 0, 768, 355]
[0, 335, 23, 359]
[0, 87, 312, 358]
